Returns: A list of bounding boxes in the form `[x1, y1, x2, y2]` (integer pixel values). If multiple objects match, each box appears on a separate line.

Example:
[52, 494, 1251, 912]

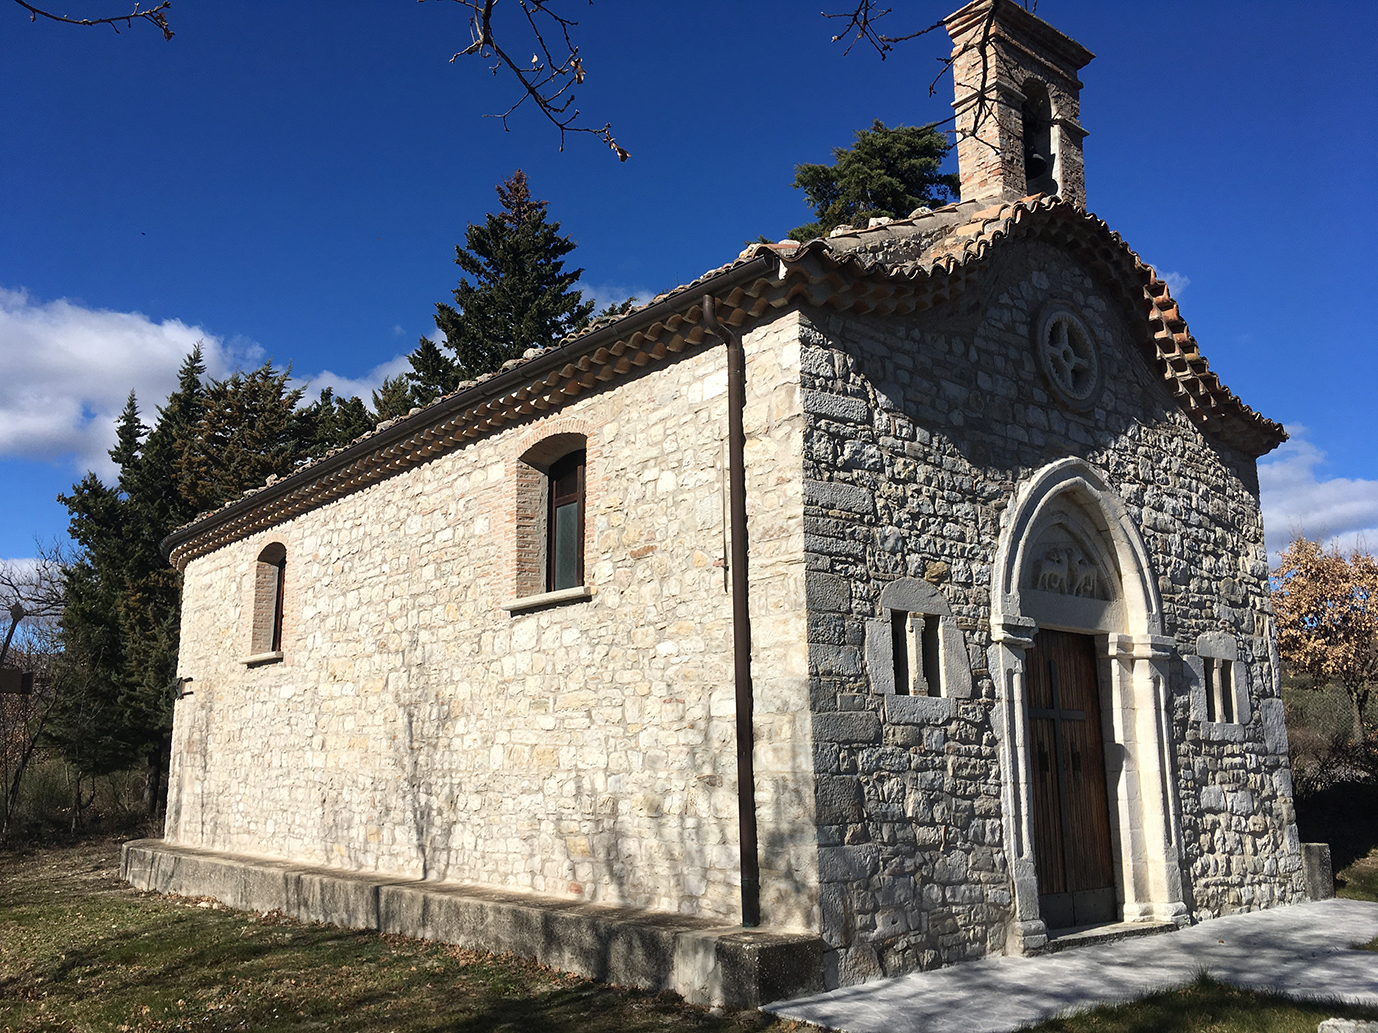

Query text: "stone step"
[1034, 919, 1181, 954]
[120, 838, 824, 1009]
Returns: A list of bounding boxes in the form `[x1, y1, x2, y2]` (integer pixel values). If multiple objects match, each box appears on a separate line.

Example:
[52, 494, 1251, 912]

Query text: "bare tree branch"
[823, 2, 946, 59]
[427, 0, 628, 161]
[825, 1, 1010, 156]
[11, 0, 173, 40]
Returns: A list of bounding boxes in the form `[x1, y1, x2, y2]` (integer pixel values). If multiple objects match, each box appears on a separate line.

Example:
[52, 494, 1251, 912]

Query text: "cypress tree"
[431, 170, 593, 380]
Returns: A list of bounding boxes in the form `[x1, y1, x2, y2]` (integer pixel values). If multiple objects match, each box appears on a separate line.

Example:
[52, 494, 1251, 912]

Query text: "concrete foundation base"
[120, 839, 824, 1009]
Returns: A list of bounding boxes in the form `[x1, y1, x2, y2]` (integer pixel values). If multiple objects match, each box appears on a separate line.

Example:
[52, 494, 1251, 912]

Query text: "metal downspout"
[703, 294, 760, 928]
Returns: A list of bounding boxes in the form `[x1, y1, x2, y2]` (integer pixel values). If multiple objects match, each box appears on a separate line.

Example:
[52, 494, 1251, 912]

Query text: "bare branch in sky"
[428, 0, 629, 161]
[11, 0, 173, 40]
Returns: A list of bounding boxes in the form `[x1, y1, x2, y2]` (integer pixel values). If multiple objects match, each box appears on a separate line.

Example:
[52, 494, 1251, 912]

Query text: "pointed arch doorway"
[990, 459, 1189, 951]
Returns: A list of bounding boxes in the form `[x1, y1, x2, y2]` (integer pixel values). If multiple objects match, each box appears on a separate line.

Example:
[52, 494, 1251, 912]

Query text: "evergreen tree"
[302, 388, 375, 455]
[372, 375, 416, 422]
[404, 337, 460, 405]
[184, 364, 308, 508]
[788, 120, 960, 241]
[431, 170, 594, 380]
[54, 352, 315, 815]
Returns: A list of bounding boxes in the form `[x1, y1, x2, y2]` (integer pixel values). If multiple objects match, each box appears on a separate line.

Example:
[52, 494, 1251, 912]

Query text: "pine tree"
[303, 388, 375, 455]
[372, 375, 416, 422]
[55, 352, 317, 815]
[788, 120, 960, 241]
[431, 170, 594, 380]
[185, 364, 308, 507]
[404, 337, 460, 405]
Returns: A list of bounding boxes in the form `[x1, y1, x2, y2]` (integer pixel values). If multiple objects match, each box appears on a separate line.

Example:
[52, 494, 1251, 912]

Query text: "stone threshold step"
[1035, 919, 1181, 954]
[120, 839, 823, 1010]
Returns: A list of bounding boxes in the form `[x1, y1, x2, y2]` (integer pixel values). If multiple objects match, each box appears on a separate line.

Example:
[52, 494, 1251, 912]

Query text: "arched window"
[1021, 78, 1057, 196]
[249, 542, 286, 661]
[865, 577, 969, 700]
[546, 449, 586, 592]
[505, 432, 592, 611]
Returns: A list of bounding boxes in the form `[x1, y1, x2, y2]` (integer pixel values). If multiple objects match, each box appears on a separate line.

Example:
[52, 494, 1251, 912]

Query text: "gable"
[163, 196, 1283, 571]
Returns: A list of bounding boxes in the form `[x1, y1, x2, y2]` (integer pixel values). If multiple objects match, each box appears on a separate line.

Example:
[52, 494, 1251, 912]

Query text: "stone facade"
[155, 0, 1306, 998]
[167, 317, 819, 931]
[798, 240, 1303, 983]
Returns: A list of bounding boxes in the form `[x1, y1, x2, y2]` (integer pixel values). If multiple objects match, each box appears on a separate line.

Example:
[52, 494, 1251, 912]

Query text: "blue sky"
[1, 1, 1375, 565]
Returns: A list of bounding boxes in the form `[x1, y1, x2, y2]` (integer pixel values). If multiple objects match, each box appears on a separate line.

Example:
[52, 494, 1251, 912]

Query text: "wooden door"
[1026, 629, 1117, 929]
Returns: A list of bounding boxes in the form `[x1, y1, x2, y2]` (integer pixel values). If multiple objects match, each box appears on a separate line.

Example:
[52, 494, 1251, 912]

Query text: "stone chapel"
[123, 0, 1310, 1007]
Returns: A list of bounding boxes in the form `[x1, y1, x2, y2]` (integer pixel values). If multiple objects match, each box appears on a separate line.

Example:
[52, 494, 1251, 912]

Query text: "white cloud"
[1158, 270, 1190, 296]
[0, 286, 406, 482]
[581, 282, 652, 314]
[297, 354, 412, 404]
[0, 287, 250, 480]
[1258, 426, 1378, 559]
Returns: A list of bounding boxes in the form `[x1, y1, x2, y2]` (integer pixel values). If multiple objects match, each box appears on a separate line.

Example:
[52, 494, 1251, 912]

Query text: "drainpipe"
[703, 294, 760, 928]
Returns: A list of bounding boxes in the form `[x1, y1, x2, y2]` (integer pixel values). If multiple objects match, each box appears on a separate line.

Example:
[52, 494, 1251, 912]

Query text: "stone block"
[818, 845, 881, 883]
[807, 573, 853, 614]
[815, 776, 866, 825]
[1260, 698, 1289, 754]
[802, 390, 870, 424]
[1302, 843, 1334, 901]
[803, 480, 875, 515]
[884, 694, 953, 726]
[812, 711, 881, 744]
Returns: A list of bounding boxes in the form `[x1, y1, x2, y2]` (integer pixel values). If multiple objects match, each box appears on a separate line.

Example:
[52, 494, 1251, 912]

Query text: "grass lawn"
[3, 840, 1377, 1033]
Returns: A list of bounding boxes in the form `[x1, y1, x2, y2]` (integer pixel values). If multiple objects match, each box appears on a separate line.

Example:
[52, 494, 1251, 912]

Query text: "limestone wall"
[800, 240, 1304, 984]
[166, 315, 816, 931]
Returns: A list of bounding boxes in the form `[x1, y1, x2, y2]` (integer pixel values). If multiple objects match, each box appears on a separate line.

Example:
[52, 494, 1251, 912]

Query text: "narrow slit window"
[920, 615, 941, 698]
[1204, 659, 1217, 722]
[891, 610, 942, 698]
[251, 542, 287, 658]
[547, 450, 585, 592]
[892, 610, 911, 695]
[1218, 660, 1234, 723]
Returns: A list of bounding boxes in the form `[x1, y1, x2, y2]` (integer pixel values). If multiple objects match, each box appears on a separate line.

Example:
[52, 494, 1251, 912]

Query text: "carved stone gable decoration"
[1035, 543, 1099, 598]
[1035, 303, 1102, 411]
[1024, 525, 1111, 601]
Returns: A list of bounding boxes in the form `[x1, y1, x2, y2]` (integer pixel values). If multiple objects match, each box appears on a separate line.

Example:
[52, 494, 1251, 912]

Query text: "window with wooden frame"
[546, 449, 585, 592]
[248, 542, 286, 663]
[505, 433, 592, 612]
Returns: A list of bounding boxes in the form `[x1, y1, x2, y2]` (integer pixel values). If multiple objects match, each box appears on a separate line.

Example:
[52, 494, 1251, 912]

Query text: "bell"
[1026, 150, 1049, 180]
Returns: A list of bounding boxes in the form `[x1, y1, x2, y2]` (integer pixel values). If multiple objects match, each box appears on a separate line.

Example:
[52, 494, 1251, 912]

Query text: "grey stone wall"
[800, 239, 1304, 984]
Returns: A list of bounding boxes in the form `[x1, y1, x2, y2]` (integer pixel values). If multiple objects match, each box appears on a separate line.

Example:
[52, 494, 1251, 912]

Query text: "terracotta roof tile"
[163, 195, 1284, 569]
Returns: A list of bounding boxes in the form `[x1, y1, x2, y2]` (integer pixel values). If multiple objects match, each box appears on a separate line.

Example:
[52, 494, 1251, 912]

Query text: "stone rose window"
[1035, 303, 1102, 411]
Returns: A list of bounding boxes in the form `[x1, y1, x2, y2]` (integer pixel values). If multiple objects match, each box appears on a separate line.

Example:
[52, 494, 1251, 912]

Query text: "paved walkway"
[765, 899, 1378, 1033]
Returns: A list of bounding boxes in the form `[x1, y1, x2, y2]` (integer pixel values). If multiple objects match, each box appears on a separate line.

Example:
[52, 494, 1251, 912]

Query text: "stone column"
[990, 614, 1045, 953]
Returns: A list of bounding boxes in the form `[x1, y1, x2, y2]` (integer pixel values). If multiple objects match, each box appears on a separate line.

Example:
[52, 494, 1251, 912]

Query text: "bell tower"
[944, 0, 1093, 209]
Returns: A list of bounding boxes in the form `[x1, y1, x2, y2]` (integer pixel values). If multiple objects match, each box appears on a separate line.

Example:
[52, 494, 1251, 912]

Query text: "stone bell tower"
[944, 0, 1093, 209]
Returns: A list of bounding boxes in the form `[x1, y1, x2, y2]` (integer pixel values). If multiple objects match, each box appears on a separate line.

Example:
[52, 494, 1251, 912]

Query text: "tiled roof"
[163, 195, 1284, 570]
